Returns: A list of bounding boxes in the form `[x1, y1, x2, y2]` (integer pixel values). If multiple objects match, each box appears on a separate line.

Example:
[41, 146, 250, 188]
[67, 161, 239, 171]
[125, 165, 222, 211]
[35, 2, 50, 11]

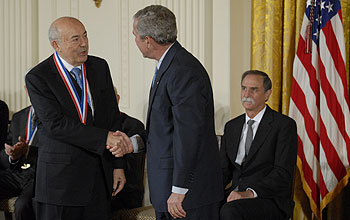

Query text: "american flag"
[289, 0, 350, 219]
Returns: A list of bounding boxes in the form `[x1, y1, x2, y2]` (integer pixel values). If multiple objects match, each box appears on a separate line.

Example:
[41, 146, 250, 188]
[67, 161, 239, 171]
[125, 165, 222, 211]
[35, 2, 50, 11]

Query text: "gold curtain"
[251, 0, 350, 114]
[251, 0, 350, 219]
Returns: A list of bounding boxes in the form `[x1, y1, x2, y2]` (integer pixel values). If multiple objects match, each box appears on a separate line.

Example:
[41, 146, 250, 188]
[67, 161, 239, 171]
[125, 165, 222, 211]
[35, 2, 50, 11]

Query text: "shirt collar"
[245, 105, 267, 124]
[57, 54, 81, 72]
[157, 43, 174, 70]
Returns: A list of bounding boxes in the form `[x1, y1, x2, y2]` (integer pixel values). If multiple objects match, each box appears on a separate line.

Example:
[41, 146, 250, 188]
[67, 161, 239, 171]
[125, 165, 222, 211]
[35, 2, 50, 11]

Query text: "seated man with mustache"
[219, 70, 298, 220]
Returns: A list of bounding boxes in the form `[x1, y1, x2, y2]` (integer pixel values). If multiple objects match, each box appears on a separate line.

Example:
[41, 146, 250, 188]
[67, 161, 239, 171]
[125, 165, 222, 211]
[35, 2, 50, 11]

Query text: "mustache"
[241, 97, 255, 105]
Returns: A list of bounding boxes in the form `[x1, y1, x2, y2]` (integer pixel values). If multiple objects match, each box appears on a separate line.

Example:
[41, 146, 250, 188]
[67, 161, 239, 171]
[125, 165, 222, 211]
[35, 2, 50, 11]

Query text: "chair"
[0, 197, 16, 220]
[113, 205, 156, 220]
[0, 197, 156, 220]
[111, 151, 156, 220]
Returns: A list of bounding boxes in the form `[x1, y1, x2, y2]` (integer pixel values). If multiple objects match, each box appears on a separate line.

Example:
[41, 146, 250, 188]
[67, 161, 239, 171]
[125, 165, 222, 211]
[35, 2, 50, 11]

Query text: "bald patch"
[48, 17, 83, 42]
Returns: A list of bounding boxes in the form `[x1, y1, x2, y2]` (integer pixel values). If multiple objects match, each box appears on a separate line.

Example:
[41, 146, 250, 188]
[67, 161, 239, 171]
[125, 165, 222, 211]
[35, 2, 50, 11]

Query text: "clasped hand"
[227, 190, 254, 202]
[4, 136, 29, 161]
[106, 131, 133, 157]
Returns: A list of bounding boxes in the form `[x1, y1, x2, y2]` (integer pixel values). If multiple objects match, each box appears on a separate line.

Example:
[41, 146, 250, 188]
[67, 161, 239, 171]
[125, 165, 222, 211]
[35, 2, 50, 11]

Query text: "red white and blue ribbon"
[53, 52, 88, 124]
[25, 106, 37, 145]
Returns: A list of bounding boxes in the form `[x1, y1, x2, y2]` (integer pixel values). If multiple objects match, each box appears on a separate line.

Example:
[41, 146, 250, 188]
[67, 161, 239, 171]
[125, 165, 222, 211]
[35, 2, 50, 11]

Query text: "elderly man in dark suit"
[109, 5, 224, 220]
[219, 70, 298, 220]
[25, 16, 132, 220]
[0, 105, 38, 220]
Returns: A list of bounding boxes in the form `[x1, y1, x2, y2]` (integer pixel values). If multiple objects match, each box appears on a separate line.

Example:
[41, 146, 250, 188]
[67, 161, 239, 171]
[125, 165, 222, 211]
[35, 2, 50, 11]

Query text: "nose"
[80, 37, 88, 47]
[242, 89, 249, 98]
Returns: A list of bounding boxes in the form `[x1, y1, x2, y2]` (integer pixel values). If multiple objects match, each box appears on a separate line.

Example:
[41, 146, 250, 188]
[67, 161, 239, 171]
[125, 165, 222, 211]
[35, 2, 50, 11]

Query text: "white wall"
[0, 0, 251, 207]
[0, 0, 38, 114]
[0, 0, 251, 130]
[36, 0, 234, 130]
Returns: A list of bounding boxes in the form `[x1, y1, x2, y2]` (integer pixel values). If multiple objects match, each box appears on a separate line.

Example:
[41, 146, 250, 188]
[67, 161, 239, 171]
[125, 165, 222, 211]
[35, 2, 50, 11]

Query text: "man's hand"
[167, 193, 186, 219]
[106, 131, 133, 157]
[227, 190, 254, 202]
[112, 169, 126, 196]
[4, 144, 14, 157]
[5, 136, 29, 161]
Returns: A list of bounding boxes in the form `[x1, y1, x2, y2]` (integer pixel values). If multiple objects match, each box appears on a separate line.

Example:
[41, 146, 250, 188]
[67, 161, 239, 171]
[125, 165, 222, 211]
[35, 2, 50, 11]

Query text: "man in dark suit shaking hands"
[219, 70, 298, 220]
[25, 17, 131, 220]
[125, 5, 224, 220]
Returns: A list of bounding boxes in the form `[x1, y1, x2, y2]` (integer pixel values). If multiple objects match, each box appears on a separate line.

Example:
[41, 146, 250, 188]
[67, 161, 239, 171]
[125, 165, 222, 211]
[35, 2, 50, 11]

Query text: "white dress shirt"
[235, 105, 267, 197]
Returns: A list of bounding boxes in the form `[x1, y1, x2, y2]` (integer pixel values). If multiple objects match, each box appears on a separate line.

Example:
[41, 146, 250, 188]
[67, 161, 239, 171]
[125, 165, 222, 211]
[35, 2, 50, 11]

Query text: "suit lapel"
[246, 106, 273, 162]
[146, 41, 181, 131]
[84, 59, 99, 111]
[50, 55, 96, 122]
[226, 115, 245, 165]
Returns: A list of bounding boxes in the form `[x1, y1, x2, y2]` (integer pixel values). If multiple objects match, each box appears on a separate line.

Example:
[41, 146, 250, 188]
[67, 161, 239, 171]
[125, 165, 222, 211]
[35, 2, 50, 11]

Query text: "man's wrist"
[8, 156, 19, 164]
[130, 134, 144, 153]
[246, 188, 257, 198]
[172, 186, 189, 194]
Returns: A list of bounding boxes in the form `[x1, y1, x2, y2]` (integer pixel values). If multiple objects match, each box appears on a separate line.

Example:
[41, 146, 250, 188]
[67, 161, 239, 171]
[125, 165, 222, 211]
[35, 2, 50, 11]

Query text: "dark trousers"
[156, 202, 220, 220]
[0, 171, 35, 220]
[34, 169, 111, 220]
[220, 198, 285, 220]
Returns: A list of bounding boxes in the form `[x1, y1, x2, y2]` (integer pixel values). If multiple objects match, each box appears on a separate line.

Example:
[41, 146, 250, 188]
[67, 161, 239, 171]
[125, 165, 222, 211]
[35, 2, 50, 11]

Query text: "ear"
[265, 89, 272, 102]
[145, 36, 151, 48]
[116, 94, 120, 104]
[51, 40, 60, 52]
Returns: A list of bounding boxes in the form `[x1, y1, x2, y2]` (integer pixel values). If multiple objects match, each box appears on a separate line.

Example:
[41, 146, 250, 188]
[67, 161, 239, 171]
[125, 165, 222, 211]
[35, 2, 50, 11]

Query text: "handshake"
[106, 130, 133, 157]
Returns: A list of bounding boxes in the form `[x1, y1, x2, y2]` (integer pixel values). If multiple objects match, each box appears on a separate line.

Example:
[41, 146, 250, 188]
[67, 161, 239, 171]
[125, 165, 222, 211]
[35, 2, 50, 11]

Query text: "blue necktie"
[71, 67, 91, 107]
[152, 67, 158, 87]
[71, 67, 83, 90]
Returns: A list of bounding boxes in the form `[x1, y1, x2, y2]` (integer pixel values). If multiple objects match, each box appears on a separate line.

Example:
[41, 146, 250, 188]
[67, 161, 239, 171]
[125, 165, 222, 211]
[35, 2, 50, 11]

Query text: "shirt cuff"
[246, 188, 258, 198]
[130, 134, 144, 153]
[8, 156, 19, 165]
[172, 186, 189, 194]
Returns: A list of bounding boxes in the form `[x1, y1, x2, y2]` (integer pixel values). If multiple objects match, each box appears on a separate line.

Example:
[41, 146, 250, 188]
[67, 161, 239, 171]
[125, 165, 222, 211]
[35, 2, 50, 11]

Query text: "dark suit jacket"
[0, 100, 9, 153]
[112, 112, 145, 210]
[146, 41, 223, 212]
[0, 106, 39, 183]
[220, 105, 298, 218]
[25, 55, 124, 206]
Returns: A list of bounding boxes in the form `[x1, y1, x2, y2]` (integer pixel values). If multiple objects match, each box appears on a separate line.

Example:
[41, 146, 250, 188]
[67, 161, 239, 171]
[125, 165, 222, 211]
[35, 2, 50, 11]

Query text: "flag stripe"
[290, 99, 320, 204]
[320, 88, 349, 165]
[297, 135, 320, 204]
[322, 20, 348, 102]
[289, 0, 350, 218]
[295, 37, 320, 99]
[291, 77, 320, 156]
[319, 117, 346, 182]
[319, 59, 349, 145]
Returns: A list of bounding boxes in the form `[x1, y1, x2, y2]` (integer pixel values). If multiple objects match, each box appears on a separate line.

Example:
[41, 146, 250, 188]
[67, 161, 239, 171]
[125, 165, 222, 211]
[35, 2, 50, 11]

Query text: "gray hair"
[241, 70, 272, 92]
[48, 16, 78, 43]
[48, 21, 60, 43]
[133, 5, 177, 45]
